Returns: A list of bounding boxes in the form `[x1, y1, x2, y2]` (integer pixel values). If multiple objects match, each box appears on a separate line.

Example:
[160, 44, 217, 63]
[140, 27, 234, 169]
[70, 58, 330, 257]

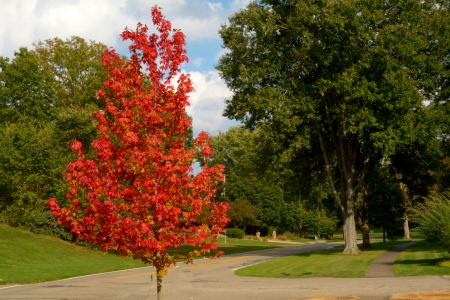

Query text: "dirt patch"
[390, 290, 450, 300]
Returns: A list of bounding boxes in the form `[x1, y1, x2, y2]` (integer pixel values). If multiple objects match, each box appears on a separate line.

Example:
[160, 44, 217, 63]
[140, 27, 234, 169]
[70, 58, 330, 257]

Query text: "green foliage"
[54, 107, 98, 155]
[0, 39, 104, 235]
[227, 200, 260, 230]
[412, 192, 450, 252]
[33, 36, 108, 109]
[0, 122, 68, 227]
[314, 214, 337, 238]
[210, 126, 283, 227]
[0, 47, 59, 124]
[281, 202, 336, 238]
[367, 164, 405, 239]
[225, 228, 245, 239]
[30, 210, 72, 240]
[217, 0, 450, 253]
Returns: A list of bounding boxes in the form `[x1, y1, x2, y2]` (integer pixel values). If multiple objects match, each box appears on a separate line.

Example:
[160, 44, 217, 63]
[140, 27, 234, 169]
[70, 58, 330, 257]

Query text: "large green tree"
[0, 47, 58, 124]
[33, 36, 108, 109]
[210, 126, 284, 228]
[217, 0, 449, 253]
[0, 38, 104, 235]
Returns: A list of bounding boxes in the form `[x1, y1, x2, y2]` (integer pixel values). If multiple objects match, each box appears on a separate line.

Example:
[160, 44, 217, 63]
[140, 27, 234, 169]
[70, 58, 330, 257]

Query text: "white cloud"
[0, 0, 250, 57]
[0, 0, 243, 139]
[185, 70, 236, 137]
[1, 0, 139, 58]
[230, 0, 252, 11]
[191, 57, 204, 67]
[128, 0, 249, 41]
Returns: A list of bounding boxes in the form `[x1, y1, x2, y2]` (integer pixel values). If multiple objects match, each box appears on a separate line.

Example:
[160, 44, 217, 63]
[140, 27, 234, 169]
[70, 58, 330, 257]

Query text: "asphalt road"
[1, 242, 449, 300]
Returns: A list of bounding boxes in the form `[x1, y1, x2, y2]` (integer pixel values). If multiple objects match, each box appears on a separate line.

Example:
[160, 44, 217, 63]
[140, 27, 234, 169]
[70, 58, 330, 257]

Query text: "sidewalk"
[365, 241, 418, 278]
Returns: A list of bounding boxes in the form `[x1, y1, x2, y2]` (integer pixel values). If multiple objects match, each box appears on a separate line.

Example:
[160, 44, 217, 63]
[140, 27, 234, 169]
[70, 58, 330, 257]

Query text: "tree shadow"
[394, 258, 440, 266]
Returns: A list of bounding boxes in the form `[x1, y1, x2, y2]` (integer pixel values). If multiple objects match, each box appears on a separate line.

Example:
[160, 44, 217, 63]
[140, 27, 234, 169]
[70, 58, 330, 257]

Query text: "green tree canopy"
[217, 0, 450, 253]
[210, 126, 284, 228]
[0, 47, 58, 124]
[0, 38, 106, 236]
[33, 36, 108, 109]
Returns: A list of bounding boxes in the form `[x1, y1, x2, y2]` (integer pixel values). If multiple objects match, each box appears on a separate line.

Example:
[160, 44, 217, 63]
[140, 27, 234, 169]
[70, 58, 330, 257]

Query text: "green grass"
[393, 240, 450, 276]
[0, 225, 284, 285]
[168, 236, 285, 257]
[0, 224, 146, 285]
[235, 241, 406, 278]
[216, 237, 286, 255]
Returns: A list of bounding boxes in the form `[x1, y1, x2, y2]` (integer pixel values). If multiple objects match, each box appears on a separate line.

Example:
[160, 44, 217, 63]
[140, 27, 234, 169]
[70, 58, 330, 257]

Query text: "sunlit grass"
[393, 240, 450, 276]
[0, 224, 146, 285]
[235, 241, 405, 278]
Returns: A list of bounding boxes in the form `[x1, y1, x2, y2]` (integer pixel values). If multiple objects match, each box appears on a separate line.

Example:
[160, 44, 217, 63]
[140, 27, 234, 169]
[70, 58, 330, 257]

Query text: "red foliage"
[49, 6, 229, 276]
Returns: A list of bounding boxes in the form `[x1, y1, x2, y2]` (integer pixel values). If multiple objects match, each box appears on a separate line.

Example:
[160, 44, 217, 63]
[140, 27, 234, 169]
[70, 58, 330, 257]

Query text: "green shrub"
[412, 192, 450, 252]
[225, 228, 245, 238]
[30, 210, 73, 240]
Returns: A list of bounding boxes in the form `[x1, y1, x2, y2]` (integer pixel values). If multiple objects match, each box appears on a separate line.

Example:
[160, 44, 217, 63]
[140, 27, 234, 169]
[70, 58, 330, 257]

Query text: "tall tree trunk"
[403, 213, 410, 239]
[156, 266, 163, 300]
[342, 208, 360, 254]
[314, 122, 361, 254]
[399, 184, 411, 240]
[382, 225, 386, 243]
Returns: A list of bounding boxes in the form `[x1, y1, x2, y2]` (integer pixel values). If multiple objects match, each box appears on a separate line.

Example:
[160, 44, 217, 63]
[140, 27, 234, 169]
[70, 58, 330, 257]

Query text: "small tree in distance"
[48, 6, 229, 300]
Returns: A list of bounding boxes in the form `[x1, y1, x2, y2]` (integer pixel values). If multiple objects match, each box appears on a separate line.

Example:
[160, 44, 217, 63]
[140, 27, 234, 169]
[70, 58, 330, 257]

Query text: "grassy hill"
[0, 224, 146, 285]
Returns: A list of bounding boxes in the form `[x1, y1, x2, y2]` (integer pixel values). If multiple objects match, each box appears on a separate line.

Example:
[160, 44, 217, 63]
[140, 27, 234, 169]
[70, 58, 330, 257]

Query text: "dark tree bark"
[357, 187, 372, 248]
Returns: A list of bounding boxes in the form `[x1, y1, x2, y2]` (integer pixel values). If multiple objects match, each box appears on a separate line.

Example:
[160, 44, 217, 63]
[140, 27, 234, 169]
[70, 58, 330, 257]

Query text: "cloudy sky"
[0, 0, 251, 137]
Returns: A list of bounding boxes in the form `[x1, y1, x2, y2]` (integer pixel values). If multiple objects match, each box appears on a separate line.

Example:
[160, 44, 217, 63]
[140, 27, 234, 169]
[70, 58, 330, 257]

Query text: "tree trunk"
[382, 225, 386, 243]
[360, 223, 370, 248]
[342, 209, 360, 254]
[313, 122, 367, 255]
[399, 183, 411, 240]
[403, 213, 410, 239]
[360, 189, 371, 248]
[157, 266, 163, 300]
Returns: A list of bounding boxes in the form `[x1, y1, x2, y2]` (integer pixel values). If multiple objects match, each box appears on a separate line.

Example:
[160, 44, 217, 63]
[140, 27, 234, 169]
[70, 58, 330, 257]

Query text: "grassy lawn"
[0, 225, 284, 285]
[167, 236, 285, 257]
[0, 224, 146, 285]
[216, 237, 286, 254]
[235, 240, 406, 278]
[393, 240, 450, 276]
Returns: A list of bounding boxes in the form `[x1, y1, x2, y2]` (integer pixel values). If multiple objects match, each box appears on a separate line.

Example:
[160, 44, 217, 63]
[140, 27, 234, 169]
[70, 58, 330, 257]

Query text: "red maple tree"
[48, 6, 229, 299]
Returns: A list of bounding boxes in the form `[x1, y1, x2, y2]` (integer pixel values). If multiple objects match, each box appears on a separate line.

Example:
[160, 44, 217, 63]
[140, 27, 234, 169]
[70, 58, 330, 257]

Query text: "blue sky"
[0, 0, 251, 137]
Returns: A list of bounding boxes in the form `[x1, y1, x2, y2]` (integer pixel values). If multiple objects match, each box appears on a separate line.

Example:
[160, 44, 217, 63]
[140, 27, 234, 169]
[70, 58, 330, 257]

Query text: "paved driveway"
[1, 242, 449, 300]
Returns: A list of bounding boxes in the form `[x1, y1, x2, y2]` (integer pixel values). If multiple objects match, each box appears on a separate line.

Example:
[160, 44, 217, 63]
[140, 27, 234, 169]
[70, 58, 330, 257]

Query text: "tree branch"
[354, 146, 373, 192]
[311, 121, 344, 212]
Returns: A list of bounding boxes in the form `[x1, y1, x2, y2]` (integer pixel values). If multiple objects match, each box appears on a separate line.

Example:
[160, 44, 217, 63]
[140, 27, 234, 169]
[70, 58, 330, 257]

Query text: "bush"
[314, 217, 337, 238]
[276, 234, 290, 241]
[412, 192, 450, 252]
[225, 228, 245, 239]
[30, 210, 73, 240]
